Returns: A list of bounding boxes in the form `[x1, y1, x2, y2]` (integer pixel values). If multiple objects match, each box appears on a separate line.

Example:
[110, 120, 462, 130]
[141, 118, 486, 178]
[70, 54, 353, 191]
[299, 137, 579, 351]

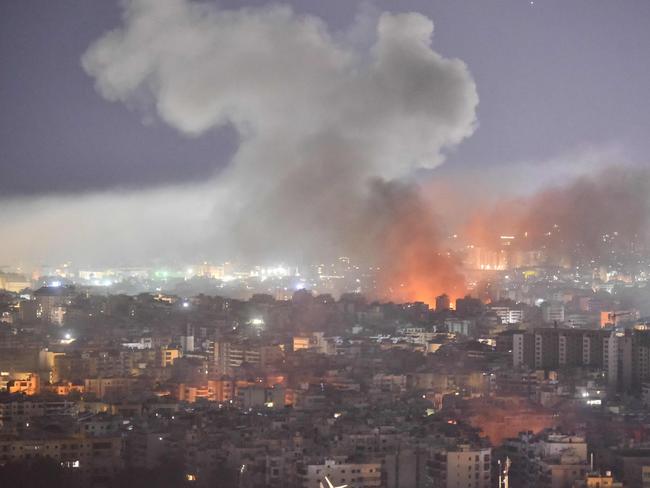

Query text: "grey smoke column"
[81, 0, 479, 263]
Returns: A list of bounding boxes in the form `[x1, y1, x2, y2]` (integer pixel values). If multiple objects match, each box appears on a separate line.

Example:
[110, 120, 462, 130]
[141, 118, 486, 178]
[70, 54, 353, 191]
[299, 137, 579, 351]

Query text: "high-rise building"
[213, 341, 262, 374]
[610, 329, 650, 396]
[513, 328, 609, 370]
[213, 341, 241, 373]
[513, 328, 650, 397]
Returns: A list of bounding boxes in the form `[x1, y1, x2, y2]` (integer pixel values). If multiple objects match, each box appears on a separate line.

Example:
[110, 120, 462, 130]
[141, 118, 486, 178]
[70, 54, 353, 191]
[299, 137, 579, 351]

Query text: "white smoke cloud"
[83, 1, 477, 172]
[1, 0, 479, 268]
[0, 184, 215, 267]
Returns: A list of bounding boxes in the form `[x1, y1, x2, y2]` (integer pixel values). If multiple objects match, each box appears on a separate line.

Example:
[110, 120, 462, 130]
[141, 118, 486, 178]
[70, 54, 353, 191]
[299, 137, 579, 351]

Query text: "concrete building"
[572, 471, 624, 487]
[490, 306, 524, 325]
[180, 324, 195, 353]
[0, 434, 123, 480]
[513, 328, 610, 371]
[435, 294, 451, 312]
[293, 332, 330, 354]
[18, 299, 39, 322]
[213, 341, 262, 374]
[429, 445, 491, 488]
[33, 285, 74, 325]
[542, 302, 565, 324]
[445, 319, 475, 337]
[504, 432, 588, 488]
[0, 273, 31, 293]
[4, 372, 40, 395]
[588, 329, 650, 396]
[84, 377, 137, 400]
[300, 458, 382, 488]
[0, 398, 77, 427]
[161, 346, 181, 367]
[455, 296, 484, 318]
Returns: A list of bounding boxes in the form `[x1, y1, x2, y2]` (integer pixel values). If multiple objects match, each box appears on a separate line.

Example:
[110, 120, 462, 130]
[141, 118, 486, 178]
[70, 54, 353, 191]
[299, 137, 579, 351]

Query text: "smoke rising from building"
[71, 0, 477, 300]
[14, 1, 646, 302]
[359, 180, 466, 304]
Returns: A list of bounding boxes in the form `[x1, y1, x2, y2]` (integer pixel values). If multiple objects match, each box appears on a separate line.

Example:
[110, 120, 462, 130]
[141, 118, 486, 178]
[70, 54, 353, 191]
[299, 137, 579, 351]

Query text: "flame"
[365, 181, 466, 307]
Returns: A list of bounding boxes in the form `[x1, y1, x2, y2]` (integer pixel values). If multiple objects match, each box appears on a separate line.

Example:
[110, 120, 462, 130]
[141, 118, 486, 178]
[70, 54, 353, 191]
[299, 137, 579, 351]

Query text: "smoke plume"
[358, 180, 466, 303]
[463, 166, 650, 266]
[68, 0, 477, 301]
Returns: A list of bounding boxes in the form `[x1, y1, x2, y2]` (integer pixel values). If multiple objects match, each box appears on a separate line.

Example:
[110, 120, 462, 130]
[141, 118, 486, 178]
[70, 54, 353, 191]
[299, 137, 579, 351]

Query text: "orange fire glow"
[365, 180, 466, 307]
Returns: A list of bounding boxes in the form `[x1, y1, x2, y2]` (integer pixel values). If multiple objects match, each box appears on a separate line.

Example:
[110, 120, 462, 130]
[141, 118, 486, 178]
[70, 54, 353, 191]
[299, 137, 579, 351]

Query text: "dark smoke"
[464, 166, 650, 265]
[357, 180, 466, 304]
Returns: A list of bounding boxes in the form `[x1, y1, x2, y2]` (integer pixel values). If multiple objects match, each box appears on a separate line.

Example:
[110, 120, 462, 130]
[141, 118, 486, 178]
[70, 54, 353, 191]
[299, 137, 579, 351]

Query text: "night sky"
[2, 0, 649, 197]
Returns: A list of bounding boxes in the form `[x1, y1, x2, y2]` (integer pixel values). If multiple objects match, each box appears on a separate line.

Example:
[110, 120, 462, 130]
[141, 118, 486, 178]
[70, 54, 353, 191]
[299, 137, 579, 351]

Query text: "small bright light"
[64, 333, 71, 340]
[250, 318, 264, 326]
[182, 302, 190, 308]
[582, 392, 589, 398]
[50, 281, 61, 288]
